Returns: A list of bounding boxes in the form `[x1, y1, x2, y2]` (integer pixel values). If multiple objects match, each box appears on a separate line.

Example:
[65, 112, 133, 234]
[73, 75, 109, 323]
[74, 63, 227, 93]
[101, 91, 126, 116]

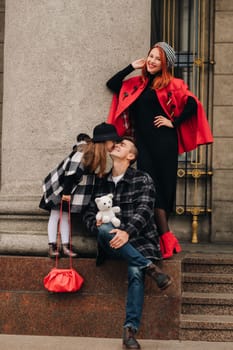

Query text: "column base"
[0, 195, 97, 256]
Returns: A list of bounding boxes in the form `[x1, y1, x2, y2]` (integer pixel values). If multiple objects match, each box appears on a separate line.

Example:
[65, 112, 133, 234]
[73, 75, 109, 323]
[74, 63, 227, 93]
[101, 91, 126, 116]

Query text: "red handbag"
[44, 200, 84, 293]
[44, 267, 83, 292]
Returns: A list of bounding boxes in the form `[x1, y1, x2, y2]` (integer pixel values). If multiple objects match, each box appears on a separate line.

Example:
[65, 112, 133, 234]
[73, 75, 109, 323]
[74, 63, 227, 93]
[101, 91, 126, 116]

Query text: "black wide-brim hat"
[92, 122, 122, 143]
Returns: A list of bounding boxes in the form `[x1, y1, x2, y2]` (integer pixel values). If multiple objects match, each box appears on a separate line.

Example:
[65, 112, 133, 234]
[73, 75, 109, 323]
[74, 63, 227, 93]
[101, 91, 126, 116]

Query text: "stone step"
[183, 272, 233, 293]
[182, 292, 233, 315]
[180, 254, 233, 341]
[182, 255, 233, 274]
[0, 255, 180, 340]
[180, 314, 233, 341]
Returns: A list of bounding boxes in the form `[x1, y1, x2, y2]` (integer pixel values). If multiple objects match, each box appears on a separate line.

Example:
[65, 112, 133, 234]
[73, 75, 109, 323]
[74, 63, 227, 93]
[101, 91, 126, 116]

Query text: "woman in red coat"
[107, 42, 213, 259]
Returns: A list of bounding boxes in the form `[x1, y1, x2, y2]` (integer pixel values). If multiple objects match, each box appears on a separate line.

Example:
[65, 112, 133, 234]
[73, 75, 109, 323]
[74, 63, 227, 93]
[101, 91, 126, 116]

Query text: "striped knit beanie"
[154, 42, 176, 68]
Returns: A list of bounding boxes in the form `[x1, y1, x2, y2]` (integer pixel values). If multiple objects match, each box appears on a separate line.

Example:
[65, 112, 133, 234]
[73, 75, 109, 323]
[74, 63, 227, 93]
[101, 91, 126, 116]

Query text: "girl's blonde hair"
[142, 45, 173, 90]
[81, 141, 107, 178]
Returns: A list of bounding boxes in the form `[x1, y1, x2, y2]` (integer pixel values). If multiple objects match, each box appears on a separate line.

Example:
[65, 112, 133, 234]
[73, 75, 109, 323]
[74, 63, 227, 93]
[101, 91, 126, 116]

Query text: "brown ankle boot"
[62, 244, 77, 257]
[123, 327, 141, 349]
[48, 243, 60, 258]
[145, 263, 172, 290]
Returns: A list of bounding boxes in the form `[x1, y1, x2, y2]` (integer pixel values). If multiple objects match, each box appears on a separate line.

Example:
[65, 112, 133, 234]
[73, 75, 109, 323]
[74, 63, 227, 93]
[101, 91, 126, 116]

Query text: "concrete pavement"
[0, 335, 233, 350]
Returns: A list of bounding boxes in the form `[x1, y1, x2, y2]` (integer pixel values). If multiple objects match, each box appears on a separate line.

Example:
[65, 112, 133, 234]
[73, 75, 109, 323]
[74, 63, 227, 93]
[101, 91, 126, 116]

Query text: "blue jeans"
[97, 223, 151, 331]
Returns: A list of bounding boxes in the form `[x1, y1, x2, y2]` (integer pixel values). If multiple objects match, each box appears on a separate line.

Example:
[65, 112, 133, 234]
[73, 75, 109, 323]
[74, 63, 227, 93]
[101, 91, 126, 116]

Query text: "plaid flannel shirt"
[40, 150, 95, 213]
[83, 167, 162, 261]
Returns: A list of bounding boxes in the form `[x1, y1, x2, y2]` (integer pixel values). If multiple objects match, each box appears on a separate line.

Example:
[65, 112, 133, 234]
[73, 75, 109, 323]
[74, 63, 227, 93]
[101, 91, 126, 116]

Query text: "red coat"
[107, 76, 213, 154]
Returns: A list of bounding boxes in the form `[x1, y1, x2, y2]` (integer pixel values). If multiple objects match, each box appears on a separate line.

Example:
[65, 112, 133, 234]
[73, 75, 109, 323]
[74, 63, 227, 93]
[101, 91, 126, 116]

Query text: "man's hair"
[121, 136, 138, 164]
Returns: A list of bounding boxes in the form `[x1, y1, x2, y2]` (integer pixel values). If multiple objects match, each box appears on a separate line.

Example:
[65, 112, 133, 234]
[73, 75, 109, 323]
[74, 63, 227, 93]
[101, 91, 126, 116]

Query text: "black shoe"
[123, 327, 141, 349]
[145, 263, 172, 290]
[48, 243, 60, 258]
[62, 244, 77, 257]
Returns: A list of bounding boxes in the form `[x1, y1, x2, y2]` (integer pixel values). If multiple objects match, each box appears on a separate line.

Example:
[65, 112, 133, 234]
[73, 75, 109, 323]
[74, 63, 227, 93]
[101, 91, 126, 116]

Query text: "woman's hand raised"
[132, 58, 146, 69]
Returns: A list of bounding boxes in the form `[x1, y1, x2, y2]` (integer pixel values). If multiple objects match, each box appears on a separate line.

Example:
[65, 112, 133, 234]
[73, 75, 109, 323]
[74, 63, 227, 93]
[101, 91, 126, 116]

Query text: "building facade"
[0, 0, 232, 255]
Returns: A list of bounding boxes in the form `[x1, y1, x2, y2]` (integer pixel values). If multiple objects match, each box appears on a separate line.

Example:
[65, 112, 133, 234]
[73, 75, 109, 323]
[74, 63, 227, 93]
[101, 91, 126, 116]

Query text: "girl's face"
[105, 140, 115, 152]
[146, 47, 162, 75]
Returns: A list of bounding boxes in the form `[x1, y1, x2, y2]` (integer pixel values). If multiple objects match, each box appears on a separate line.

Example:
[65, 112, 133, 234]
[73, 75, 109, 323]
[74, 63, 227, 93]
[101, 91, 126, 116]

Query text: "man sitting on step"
[83, 137, 172, 349]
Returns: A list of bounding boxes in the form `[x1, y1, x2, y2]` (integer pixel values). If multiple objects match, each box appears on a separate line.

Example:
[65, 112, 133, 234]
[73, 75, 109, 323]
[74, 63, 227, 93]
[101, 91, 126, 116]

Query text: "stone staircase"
[180, 254, 233, 341]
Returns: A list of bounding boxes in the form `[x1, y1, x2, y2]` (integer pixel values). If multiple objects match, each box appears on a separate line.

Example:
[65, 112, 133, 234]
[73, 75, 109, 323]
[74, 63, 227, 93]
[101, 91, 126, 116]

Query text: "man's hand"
[96, 219, 103, 227]
[132, 58, 146, 70]
[109, 229, 129, 249]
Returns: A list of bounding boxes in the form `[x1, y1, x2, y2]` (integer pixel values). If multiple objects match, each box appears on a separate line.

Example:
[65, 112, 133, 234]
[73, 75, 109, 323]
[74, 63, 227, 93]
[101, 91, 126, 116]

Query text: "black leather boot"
[145, 263, 172, 290]
[123, 327, 141, 349]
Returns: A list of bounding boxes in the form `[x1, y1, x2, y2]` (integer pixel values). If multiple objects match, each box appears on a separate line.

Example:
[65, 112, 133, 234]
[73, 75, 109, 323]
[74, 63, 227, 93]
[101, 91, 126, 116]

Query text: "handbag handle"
[56, 199, 73, 269]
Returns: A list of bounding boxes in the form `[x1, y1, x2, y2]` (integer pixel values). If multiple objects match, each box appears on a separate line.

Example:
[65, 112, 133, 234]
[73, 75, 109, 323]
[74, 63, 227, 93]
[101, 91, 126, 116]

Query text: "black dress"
[106, 65, 197, 213]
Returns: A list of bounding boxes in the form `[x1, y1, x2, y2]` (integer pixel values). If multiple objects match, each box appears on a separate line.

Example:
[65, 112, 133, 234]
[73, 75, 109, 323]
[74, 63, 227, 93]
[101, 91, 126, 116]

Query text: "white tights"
[48, 209, 69, 244]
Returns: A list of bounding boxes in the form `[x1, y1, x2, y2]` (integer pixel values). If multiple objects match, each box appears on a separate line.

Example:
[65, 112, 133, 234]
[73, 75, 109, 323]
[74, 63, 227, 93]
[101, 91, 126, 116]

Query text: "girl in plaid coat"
[39, 123, 121, 258]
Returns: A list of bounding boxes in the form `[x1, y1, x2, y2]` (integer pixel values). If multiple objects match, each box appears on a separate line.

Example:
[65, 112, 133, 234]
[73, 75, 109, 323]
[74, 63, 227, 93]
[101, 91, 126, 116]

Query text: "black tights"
[154, 208, 170, 236]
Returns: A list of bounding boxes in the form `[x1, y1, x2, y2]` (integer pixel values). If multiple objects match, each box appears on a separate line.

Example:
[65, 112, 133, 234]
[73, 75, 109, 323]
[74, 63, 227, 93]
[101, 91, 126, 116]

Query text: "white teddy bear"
[95, 193, 121, 227]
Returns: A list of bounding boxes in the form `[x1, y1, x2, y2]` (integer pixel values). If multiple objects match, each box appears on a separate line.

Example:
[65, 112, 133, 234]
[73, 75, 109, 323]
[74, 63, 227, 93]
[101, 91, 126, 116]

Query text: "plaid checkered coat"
[39, 150, 95, 213]
[83, 167, 162, 261]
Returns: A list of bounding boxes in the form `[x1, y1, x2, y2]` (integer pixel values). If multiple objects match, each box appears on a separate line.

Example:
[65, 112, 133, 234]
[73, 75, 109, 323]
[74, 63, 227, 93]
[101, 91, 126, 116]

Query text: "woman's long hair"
[141, 45, 173, 90]
[81, 141, 107, 178]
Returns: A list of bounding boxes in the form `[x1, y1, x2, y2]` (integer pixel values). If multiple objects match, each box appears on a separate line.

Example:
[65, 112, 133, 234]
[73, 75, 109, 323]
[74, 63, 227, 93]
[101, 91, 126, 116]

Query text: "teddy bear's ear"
[95, 198, 100, 204]
[108, 193, 113, 199]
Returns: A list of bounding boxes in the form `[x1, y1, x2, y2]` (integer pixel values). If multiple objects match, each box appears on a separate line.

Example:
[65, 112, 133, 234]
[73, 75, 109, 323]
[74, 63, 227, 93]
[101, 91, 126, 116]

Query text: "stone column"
[0, 0, 151, 254]
[212, 1, 233, 242]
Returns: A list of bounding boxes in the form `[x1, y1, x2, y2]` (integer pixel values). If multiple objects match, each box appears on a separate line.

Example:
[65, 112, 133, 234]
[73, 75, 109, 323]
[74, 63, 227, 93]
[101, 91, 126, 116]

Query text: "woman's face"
[105, 140, 115, 152]
[146, 47, 162, 75]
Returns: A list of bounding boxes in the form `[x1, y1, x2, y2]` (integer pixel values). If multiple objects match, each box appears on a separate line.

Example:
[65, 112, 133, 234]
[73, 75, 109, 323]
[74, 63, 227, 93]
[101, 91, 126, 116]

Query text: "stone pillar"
[212, 1, 233, 242]
[0, 0, 151, 254]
